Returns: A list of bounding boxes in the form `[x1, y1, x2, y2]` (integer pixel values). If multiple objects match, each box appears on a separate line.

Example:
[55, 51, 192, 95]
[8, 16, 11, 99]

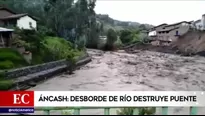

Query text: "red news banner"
[0, 91, 203, 114]
[0, 91, 34, 113]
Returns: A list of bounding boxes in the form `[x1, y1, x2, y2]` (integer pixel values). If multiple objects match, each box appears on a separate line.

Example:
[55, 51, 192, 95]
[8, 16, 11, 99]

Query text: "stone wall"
[5, 59, 67, 79]
[4, 54, 92, 79]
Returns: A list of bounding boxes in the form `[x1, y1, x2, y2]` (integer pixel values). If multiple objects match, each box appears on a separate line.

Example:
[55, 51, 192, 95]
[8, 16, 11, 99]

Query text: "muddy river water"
[29, 49, 205, 115]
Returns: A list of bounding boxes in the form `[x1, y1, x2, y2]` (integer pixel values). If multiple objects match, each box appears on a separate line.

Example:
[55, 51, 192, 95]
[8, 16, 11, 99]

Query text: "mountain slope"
[97, 14, 154, 33]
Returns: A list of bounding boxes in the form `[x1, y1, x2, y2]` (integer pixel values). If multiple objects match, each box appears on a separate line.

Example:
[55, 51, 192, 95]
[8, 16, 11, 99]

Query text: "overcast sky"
[95, 0, 205, 26]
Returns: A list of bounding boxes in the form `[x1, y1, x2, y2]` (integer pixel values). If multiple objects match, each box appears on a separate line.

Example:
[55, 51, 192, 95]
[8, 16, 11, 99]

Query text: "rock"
[183, 77, 188, 80]
[125, 81, 132, 84]
[127, 61, 138, 65]
[27, 81, 37, 87]
[139, 81, 145, 84]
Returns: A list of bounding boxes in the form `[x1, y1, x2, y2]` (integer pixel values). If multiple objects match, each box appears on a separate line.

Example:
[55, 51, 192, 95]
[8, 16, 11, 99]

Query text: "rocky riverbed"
[29, 49, 205, 115]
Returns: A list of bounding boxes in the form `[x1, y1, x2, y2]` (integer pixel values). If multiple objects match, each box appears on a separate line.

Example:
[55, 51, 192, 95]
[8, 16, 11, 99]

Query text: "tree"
[106, 28, 117, 50]
[120, 30, 133, 44]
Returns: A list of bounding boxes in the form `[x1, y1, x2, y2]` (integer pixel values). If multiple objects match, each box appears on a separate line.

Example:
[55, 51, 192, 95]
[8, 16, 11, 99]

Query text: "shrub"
[117, 107, 156, 115]
[40, 36, 74, 62]
[0, 80, 13, 90]
[65, 51, 77, 75]
[0, 52, 22, 62]
[120, 30, 133, 44]
[0, 61, 14, 70]
[119, 29, 148, 45]
[114, 37, 123, 49]
[0, 71, 5, 78]
[0, 48, 25, 62]
[106, 28, 118, 50]
[0, 71, 13, 90]
[0, 48, 27, 69]
[76, 35, 87, 50]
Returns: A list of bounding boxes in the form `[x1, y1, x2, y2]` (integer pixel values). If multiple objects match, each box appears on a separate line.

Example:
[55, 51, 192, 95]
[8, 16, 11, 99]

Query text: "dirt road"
[29, 49, 205, 115]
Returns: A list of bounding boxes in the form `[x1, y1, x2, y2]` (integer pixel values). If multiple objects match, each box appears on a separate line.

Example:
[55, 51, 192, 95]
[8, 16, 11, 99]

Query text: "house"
[193, 19, 202, 30]
[0, 7, 37, 30]
[192, 14, 205, 30]
[148, 23, 168, 40]
[0, 27, 13, 48]
[148, 13, 205, 46]
[148, 21, 192, 46]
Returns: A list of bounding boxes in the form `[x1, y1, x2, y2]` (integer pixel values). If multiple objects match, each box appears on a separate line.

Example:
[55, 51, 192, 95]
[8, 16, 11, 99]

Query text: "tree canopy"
[0, 0, 103, 49]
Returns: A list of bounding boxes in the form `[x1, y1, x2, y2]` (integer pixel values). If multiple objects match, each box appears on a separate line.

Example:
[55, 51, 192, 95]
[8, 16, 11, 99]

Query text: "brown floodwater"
[28, 49, 205, 115]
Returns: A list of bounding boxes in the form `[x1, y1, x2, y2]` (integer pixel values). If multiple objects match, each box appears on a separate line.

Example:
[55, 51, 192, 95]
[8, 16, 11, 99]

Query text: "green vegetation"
[114, 37, 123, 49]
[97, 14, 153, 35]
[0, 0, 151, 93]
[94, 28, 149, 51]
[12, 29, 84, 65]
[119, 30, 146, 45]
[105, 29, 118, 50]
[42, 36, 81, 61]
[0, 0, 152, 52]
[0, 71, 13, 90]
[0, 48, 27, 70]
[0, 80, 13, 90]
[117, 107, 156, 115]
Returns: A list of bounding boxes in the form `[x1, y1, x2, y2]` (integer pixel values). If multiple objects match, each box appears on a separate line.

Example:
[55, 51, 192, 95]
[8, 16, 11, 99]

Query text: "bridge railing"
[34, 107, 198, 115]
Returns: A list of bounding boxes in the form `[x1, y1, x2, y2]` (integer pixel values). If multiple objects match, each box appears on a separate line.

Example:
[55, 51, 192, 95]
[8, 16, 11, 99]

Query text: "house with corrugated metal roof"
[148, 21, 192, 46]
[0, 7, 37, 30]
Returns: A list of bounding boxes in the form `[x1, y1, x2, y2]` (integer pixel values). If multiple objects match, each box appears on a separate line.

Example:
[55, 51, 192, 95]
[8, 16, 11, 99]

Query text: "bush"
[0, 71, 13, 90]
[114, 37, 123, 49]
[0, 61, 14, 70]
[0, 80, 13, 90]
[106, 28, 118, 50]
[0, 71, 5, 78]
[0, 48, 27, 69]
[117, 107, 156, 115]
[76, 35, 87, 50]
[120, 30, 133, 44]
[42, 36, 76, 61]
[119, 29, 147, 45]
[0, 52, 22, 62]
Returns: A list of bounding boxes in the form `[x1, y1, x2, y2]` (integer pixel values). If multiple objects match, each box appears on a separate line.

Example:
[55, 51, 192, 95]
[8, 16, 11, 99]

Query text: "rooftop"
[0, 7, 16, 14]
[158, 27, 179, 32]
[153, 23, 168, 28]
[0, 13, 38, 21]
[0, 27, 14, 32]
[194, 19, 201, 24]
[164, 21, 192, 28]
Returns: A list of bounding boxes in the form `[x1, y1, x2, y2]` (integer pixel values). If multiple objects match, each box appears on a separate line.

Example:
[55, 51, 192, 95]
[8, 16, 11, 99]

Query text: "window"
[29, 22, 32, 27]
[175, 30, 179, 36]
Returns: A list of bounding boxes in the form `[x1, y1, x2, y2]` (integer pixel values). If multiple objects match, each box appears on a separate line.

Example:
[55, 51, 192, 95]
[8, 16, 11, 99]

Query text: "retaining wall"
[4, 54, 91, 79]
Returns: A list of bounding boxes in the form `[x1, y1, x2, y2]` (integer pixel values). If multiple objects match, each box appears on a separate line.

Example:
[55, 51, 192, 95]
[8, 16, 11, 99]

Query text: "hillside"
[97, 14, 154, 34]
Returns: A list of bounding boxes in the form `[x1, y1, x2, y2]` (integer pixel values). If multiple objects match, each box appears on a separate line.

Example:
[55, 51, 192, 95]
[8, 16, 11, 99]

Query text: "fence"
[34, 107, 198, 115]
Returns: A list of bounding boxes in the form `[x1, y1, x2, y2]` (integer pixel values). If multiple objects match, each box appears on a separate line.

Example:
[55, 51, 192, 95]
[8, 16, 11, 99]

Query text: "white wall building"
[202, 14, 205, 30]
[192, 14, 205, 30]
[148, 30, 157, 36]
[16, 15, 37, 30]
[0, 12, 37, 30]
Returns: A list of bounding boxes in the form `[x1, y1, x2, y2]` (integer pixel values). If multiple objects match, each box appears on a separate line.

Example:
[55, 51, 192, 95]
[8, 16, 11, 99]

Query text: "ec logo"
[13, 94, 30, 104]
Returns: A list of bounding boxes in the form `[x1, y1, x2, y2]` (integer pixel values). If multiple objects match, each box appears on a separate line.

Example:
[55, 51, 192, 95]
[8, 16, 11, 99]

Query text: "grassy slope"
[0, 48, 28, 70]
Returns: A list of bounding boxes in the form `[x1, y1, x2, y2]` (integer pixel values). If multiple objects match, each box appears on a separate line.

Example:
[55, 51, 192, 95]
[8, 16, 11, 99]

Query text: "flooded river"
[29, 49, 205, 115]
